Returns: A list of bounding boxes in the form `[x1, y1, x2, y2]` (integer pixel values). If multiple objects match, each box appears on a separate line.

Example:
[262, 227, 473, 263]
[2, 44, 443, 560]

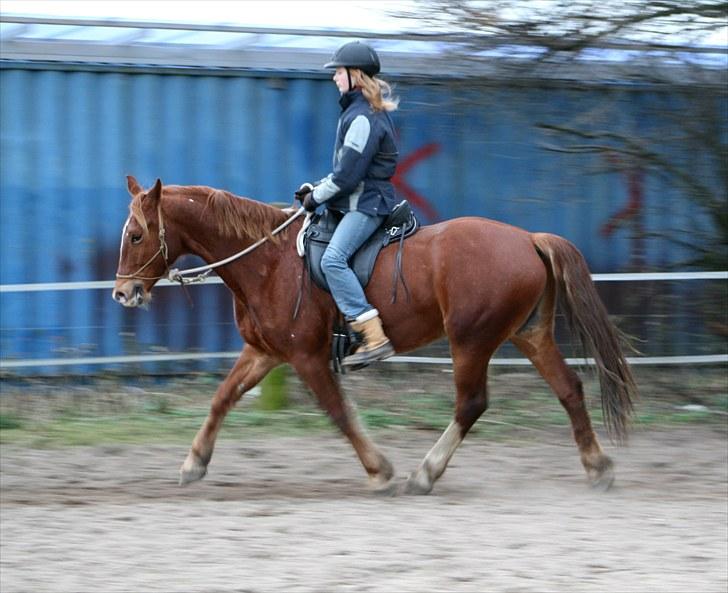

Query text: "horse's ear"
[126, 175, 143, 197]
[145, 178, 163, 205]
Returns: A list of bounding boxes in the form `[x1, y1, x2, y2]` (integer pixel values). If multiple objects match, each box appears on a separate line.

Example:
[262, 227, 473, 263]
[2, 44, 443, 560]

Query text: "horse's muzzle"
[113, 280, 148, 308]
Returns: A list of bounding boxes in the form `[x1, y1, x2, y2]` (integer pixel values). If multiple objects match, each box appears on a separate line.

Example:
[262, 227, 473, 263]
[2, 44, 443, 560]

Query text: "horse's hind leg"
[511, 330, 614, 490]
[180, 344, 278, 485]
[293, 360, 395, 490]
[403, 346, 491, 495]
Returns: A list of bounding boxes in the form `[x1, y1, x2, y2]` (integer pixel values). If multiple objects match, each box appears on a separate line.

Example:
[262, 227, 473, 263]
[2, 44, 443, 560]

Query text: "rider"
[295, 40, 400, 367]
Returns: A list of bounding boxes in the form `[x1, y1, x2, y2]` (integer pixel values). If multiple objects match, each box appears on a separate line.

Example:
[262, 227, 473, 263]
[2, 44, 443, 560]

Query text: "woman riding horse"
[295, 40, 400, 367]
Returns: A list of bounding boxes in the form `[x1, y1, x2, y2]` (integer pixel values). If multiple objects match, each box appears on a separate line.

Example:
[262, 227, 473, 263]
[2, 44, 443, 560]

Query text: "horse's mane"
[199, 187, 290, 243]
[130, 185, 290, 242]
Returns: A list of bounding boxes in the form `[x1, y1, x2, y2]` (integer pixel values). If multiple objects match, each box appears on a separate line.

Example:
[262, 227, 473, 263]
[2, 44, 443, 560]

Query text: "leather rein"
[116, 203, 306, 286]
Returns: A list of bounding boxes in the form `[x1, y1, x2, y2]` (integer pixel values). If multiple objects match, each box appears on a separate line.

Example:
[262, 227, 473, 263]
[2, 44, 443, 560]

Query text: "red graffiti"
[601, 153, 646, 269]
[392, 142, 440, 222]
[601, 167, 644, 238]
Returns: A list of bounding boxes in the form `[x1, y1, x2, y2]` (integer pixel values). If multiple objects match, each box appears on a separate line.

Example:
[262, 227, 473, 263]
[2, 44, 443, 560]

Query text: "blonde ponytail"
[353, 70, 399, 112]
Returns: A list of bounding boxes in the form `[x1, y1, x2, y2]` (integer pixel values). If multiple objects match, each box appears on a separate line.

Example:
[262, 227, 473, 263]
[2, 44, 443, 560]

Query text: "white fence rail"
[1, 272, 726, 370]
[2, 271, 726, 293]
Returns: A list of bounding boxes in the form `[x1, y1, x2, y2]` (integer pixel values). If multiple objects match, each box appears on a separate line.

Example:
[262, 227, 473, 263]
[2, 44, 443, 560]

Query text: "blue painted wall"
[0, 66, 717, 372]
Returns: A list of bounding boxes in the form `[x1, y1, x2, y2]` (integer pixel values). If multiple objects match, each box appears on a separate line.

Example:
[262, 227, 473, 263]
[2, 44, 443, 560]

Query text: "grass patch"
[0, 366, 725, 448]
[0, 413, 23, 430]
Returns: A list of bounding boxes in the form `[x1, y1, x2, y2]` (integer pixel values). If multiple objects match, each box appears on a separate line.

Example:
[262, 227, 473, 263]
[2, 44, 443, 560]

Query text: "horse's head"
[113, 175, 170, 307]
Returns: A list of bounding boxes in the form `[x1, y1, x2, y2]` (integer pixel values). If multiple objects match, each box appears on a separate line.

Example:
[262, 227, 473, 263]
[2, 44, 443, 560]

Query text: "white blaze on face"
[119, 215, 132, 263]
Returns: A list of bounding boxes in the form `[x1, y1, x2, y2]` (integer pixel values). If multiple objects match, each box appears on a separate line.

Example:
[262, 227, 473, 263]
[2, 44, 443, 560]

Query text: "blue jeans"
[320, 210, 385, 320]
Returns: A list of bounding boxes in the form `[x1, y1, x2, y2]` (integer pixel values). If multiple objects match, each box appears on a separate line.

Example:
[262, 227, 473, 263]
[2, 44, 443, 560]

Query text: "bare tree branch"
[393, 1, 728, 270]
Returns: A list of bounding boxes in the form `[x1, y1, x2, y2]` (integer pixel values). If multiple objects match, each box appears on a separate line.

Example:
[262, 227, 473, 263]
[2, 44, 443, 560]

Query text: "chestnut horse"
[113, 176, 637, 494]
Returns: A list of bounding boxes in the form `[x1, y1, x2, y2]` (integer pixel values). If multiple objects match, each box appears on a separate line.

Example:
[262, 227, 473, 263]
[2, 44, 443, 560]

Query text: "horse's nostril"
[113, 290, 126, 303]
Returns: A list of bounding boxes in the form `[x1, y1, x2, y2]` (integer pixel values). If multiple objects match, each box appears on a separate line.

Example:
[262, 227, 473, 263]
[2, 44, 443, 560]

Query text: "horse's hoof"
[371, 478, 400, 497]
[368, 466, 396, 492]
[586, 455, 615, 492]
[369, 477, 404, 496]
[402, 471, 433, 495]
[179, 455, 208, 486]
[588, 467, 615, 492]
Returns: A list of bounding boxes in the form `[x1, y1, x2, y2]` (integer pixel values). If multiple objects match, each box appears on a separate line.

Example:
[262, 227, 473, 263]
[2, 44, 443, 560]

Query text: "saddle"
[302, 200, 419, 295]
[299, 200, 419, 374]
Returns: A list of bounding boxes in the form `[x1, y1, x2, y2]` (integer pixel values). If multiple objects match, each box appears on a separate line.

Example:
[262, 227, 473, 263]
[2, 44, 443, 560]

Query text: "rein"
[169, 206, 306, 284]
[116, 202, 306, 286]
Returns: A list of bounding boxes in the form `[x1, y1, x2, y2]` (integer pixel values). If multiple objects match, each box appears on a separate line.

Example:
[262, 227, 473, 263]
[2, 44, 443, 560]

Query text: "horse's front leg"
[292, 356, 396, 491]
[180, 344, 278, 485]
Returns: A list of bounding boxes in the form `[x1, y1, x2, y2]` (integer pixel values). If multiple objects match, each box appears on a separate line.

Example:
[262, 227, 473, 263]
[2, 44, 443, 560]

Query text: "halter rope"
[117, 201, 307, 286]
[167, 206, 306, 285]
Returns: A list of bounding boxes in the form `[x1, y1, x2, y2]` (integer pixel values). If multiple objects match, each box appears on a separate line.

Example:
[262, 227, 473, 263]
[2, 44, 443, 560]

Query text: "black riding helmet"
[324, 41, 381, 77]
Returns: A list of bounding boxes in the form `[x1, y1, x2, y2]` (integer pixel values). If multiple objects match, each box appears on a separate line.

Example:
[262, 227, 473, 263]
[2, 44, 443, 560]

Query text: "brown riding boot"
[343, 309, 395, 367]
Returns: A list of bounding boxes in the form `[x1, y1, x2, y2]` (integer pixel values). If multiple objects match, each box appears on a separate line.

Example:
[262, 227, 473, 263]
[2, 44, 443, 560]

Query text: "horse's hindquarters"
[371, 219, 547, 352]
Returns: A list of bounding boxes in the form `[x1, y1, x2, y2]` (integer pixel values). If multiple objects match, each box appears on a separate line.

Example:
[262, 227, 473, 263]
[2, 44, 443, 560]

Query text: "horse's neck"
[166, 195, 225, 263]
[168, 191, 290, 293]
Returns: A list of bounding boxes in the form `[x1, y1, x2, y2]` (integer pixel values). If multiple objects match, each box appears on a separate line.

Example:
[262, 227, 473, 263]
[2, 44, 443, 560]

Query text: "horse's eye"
[130, 234, 143, 245]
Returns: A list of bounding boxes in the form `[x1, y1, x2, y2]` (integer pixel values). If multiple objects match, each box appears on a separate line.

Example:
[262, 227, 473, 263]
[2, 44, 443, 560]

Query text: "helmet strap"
[346, 68, 353, 92]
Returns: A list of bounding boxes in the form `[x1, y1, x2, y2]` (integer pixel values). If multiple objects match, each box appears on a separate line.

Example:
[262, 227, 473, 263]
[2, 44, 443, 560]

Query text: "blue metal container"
[0, 65, 717, 373]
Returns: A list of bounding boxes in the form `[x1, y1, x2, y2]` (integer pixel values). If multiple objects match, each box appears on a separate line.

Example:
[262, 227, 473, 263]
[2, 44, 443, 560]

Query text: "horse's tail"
[532, 233, 638, 442]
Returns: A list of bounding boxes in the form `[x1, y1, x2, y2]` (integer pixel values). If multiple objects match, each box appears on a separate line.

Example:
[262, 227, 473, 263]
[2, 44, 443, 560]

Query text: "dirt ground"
[1, 421, 726, 593]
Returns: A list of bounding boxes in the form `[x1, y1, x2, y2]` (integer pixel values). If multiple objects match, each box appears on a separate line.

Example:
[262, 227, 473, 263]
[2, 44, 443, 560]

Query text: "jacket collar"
[339, 89, 365, 111]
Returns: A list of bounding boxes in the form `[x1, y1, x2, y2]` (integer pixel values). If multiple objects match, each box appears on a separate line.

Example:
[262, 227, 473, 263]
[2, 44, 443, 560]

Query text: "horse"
[113, 176, 638, 494]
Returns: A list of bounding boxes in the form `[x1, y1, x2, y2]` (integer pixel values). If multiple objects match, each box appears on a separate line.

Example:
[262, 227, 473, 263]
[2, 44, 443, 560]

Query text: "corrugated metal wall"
[0, 66, 704, 372]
